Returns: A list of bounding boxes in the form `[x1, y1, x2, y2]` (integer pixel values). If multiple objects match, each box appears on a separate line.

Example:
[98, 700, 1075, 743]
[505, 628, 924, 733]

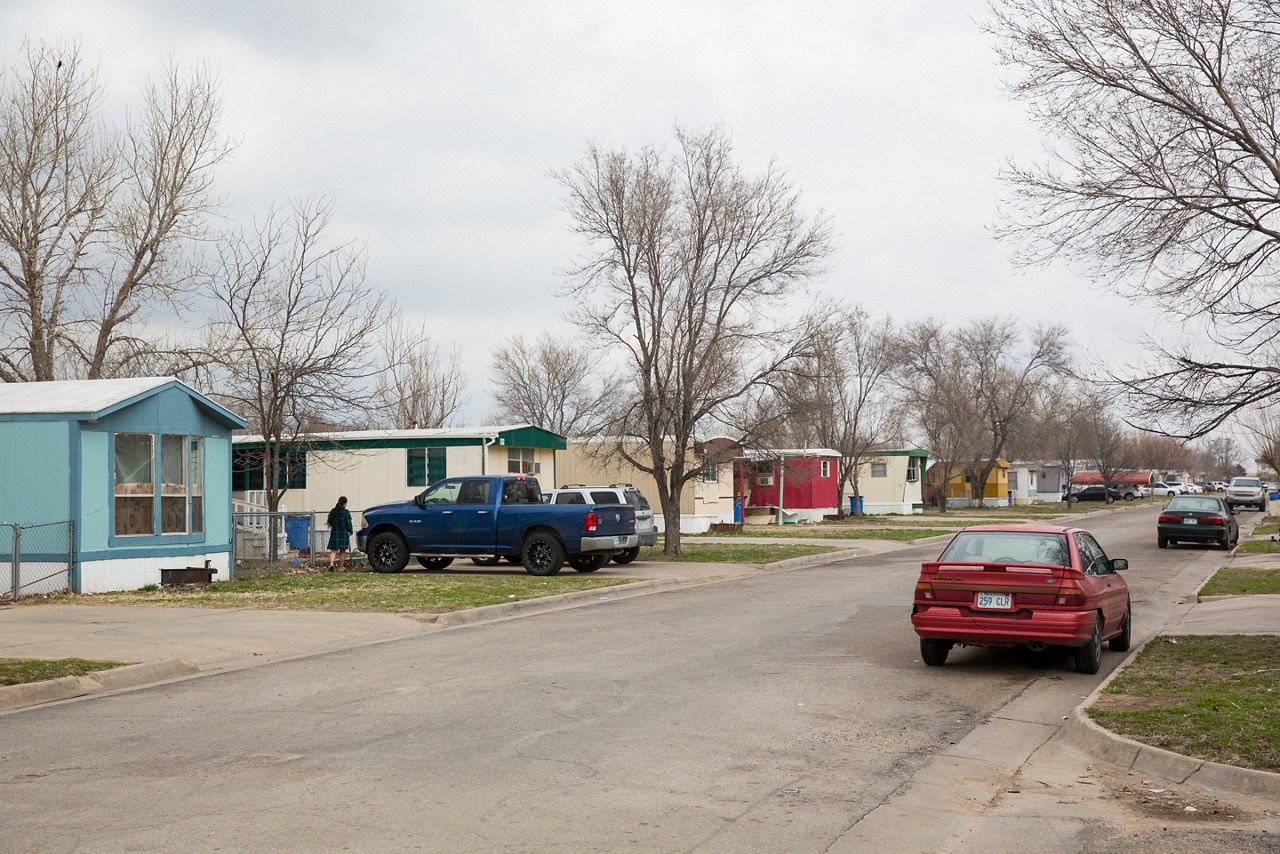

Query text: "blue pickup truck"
[355, 475, 639, 576]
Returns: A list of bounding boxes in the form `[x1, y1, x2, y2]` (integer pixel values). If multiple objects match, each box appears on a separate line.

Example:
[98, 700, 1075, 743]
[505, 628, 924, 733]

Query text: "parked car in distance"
[911, 524, 1131, 674]
[542, 483, 657, 564]
[1065, 485, 1122, 504]
[1149, 481, 1184, 498]
[1157, 495, 1238, 550]
[1225, 476, 1267, 512]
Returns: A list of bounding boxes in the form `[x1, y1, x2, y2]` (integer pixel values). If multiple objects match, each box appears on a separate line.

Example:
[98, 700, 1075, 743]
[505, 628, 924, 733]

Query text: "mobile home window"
[115, 433, 155, 536]
[507, 447, 537, 474]
[871, 462, 888, 478]
[160, 434, 188, 533]
[190, 437, 204, 534]
[702, 461, 719, 483]
[407, 447, 446, 487]
[821, 460, 831, 478]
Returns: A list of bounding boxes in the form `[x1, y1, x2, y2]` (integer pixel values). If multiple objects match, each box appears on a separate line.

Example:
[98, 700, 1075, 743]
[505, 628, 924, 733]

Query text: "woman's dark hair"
[327, 496, 348, 527]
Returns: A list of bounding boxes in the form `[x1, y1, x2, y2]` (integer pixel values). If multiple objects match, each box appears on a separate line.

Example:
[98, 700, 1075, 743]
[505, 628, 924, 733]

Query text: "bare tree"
[0, 39, 232, 382]
[208, 197, 387, 513]
[780, 305, 899, 516]
[1241, 408, 1280, 476]
[987, 0, 1280, 436]
[897, 322, 984, 513]
[370, 319, 468, 429]
[1032, 378, 1097, 505]
[900, 319, 1069, 507]
[490, 332, 616, 437]
[1130, 432, 1196, 476]
[1090, 412, 1139, 493]
[554, 127, 832, 552]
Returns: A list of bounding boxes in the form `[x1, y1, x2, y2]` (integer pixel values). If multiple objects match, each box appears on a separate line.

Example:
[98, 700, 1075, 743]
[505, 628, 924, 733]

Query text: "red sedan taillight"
[915, 581, 935, 601]
[1158, 513, 1180, 524]
[1055, 585, 1086, 607]
[583, 511, 598, 533]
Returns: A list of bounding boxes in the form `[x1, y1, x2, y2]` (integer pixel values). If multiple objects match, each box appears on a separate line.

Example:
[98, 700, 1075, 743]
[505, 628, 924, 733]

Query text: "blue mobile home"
[0, 377, 246, 593]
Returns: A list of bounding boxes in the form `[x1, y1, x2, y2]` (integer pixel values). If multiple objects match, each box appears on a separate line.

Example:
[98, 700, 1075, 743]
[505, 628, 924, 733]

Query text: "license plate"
[975, 592, 1012, 610]
[1184, 517, 1197, 525]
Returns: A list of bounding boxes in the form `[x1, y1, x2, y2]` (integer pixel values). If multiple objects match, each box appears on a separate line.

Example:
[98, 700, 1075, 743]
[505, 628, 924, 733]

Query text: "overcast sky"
[1, 0, 1164, 423]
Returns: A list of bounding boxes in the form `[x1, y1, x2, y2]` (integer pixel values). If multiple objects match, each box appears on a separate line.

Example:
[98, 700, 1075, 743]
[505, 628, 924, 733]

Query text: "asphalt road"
[0, 505, 1275, 852]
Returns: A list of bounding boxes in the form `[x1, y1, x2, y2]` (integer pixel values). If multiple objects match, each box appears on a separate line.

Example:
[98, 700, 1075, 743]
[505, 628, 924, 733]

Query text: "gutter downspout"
[481, 435, 498, 475]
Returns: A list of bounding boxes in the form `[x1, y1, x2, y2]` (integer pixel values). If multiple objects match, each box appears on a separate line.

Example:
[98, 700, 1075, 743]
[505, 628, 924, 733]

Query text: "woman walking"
[327, 496, 353, 571]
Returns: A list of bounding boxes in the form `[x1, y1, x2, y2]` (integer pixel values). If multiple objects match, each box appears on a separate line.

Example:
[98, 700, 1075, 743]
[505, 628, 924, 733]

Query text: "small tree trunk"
[660, 491, 682, 555]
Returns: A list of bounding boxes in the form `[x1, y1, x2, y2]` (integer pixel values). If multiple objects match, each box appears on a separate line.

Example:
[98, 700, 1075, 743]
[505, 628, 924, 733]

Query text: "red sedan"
[910, 524, 1131, 674]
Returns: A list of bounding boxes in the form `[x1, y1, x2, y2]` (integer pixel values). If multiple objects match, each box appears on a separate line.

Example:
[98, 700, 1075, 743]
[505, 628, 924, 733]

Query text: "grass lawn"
[28, 571, 633, 613]
[1232, 539, 1280, 555]
[696, 527, 953, 541]
[1088, 635, 1280, 773]
[1249, 518, 1280, 537]
[1200, 567, 1280, 596]
[0, 657, 128, 686]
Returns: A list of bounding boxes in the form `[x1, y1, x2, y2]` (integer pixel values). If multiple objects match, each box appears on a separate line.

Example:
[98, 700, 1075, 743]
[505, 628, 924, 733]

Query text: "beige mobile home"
[232, 425, 566, 514]
[849, 449, 927, 515]
[556, 439, 736, 533]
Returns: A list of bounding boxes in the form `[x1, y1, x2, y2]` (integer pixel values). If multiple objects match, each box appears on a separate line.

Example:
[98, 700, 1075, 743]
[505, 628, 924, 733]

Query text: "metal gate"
[1, 520, 75, 601]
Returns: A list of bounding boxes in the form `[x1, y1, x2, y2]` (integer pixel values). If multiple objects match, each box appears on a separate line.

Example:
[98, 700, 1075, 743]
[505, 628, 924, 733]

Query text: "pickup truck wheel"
[522, 532, 565, 576]
[611, 546, 641, 565]
[568, 554, 608, 573]
[367, 532, 409, 574]
[415, 556, 453, 570]
[470, 556, 501, 567]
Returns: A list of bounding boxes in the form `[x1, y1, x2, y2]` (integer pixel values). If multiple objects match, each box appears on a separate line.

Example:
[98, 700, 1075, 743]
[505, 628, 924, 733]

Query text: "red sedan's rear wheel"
[920, 638, 951, 666]
[1074, 615, 1103, 674]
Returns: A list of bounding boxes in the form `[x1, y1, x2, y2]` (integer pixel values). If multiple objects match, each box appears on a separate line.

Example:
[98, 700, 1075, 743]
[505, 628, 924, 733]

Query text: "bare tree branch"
[0, 39, 232, 381]
[987, 0, 1280, 436]
[207, 196, 387, 512]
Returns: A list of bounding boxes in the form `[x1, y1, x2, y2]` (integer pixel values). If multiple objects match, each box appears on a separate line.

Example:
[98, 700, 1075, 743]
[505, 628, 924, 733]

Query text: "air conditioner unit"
[532, 462, 541, 474]
[756, 475, 775, 486]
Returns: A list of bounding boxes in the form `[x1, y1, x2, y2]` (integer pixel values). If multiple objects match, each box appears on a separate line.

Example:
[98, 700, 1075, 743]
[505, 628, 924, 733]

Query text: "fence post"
[309, 511, 317, 567]
[11, 523, 20, 602]
[69, 519, 77, 594]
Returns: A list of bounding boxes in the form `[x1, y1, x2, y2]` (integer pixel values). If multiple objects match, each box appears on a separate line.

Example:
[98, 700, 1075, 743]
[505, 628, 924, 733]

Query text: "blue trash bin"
[284, 517, 310, 552]
[849, 496, 864, 516]
[734, 498, 743, 523]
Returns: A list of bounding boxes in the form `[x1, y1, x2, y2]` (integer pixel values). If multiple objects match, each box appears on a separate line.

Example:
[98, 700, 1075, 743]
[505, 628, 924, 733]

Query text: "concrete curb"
[1066, 637, 1280, 799]
[0, 659, 200, 711]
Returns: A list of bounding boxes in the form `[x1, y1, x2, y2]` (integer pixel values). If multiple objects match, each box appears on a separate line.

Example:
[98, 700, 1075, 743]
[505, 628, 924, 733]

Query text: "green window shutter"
[407, 448, 426, 487]
[427, 447, 446, 484]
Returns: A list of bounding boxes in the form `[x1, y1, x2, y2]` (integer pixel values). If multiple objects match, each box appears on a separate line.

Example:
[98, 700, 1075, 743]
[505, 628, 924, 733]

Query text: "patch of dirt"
[1095, 766, 1267, 825]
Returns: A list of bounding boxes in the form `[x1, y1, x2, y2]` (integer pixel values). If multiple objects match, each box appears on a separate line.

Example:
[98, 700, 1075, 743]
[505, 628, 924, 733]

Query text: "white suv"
[1225, 477, 1267, 512]
[542, 484, 658, 563]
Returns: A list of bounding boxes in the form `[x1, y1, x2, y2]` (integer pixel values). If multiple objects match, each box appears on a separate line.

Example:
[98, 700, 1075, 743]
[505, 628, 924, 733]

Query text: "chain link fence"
[234, 511, 348, 568]
[1, 520, 74, 601]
